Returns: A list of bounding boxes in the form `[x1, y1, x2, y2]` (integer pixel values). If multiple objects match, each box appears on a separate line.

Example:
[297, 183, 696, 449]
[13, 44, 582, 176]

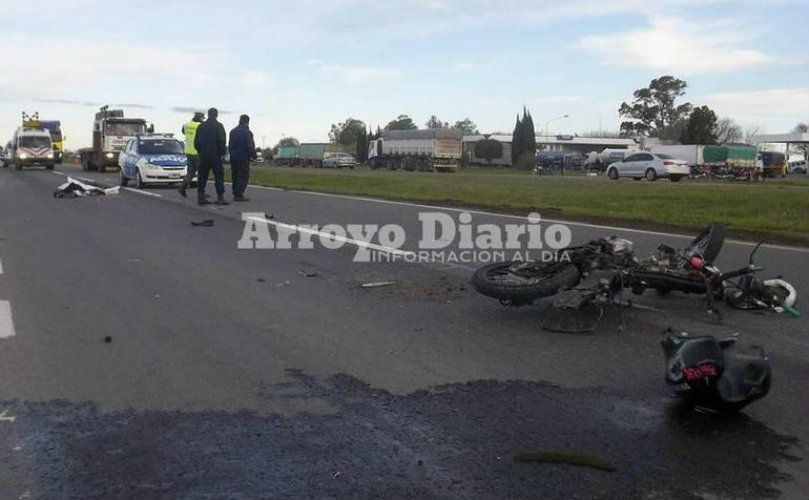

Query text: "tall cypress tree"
[521, 107, 537, 159]
[511, 114, 522, 165]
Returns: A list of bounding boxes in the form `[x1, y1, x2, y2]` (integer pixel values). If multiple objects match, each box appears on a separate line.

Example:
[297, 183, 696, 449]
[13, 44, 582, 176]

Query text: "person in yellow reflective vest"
[179, 111, 204, 198]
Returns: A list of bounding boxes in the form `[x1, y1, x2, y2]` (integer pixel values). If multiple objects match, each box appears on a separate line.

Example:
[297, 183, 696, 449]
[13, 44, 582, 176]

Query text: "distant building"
[462, 134, 637, 166]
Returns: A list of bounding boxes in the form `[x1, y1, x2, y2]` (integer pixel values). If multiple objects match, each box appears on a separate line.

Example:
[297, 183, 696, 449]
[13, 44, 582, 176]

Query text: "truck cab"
[79, 107, 151, 172]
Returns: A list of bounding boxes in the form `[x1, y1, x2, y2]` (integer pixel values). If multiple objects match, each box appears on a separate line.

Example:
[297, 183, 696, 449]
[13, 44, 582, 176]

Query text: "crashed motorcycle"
[471, 223, 798, 330]
[661, 328, 771, 413]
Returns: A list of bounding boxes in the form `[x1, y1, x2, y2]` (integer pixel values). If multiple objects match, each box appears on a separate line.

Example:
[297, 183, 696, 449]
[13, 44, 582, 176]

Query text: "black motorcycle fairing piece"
[661, 328, 770, 413]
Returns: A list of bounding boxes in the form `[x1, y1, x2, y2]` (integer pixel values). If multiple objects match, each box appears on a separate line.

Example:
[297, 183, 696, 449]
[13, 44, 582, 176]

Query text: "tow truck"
[78, 106, 152, 172]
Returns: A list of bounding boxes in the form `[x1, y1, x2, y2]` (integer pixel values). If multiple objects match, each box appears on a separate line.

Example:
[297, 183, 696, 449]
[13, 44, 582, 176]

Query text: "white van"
[5, 127, 54, 170]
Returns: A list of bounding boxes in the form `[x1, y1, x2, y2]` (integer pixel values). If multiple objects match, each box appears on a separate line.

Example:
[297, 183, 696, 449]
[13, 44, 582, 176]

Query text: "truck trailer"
[78, 106, 152, 172]
[39, 120, 64, 163]
[649, 144, 758, 178]
[368, 128, 462, 172]
[274, 143, 353, 167]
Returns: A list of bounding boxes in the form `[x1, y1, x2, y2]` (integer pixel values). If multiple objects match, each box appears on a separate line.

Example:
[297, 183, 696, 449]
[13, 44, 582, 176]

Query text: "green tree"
[474, 138, 504, 165]
[619, 76, 692, 138]
[425, 115, 448, 128]
[680, 105, 718, 145]
[521, 107, 536, 157]
[511, 114, 522, 164]
[329, 118, 367, 146]
[385, 114, 418, 131]
[452, 117, 478, 135]
[355, 127, 368, 163]
[272, 136, 299, 156]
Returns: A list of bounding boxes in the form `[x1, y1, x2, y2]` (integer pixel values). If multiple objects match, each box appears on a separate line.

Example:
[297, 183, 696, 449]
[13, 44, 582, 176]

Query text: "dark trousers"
[183, 155, 198, 187]
[230, 158, 250, 197]
[197, 155, 225, 196]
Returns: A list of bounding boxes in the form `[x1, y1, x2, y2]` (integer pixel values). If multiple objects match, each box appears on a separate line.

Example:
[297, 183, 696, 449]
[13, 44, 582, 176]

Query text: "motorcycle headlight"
[105, 152, 114, 159]
[18, 153, 28, 159]
[47, 152, 54, 158]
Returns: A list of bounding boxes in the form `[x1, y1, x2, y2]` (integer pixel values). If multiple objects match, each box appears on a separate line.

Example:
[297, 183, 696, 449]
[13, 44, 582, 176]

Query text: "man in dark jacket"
[194, 107, 228, 205]
[228, 114, 257, 202]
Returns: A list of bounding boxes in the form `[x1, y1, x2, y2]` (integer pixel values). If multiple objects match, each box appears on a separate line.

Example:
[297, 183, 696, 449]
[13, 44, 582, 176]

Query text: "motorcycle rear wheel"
[471, 262, 581, 305]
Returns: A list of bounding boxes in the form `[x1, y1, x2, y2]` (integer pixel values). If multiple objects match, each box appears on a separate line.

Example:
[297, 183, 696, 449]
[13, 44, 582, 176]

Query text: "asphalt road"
[0, 164, 807, 500]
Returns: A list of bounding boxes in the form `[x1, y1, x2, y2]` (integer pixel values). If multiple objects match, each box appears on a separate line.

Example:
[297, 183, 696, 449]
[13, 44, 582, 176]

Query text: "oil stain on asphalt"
[0, 370, 800, 500]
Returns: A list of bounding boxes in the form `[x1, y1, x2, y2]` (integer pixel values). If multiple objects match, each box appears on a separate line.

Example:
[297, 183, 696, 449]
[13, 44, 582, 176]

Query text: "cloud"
[0, 35, 207, 98]
[309, 62, 401, 84]
[240, 70, 272, 88]
[575, 15, 793, 74]
[534, 95, 586, 105]
[111, 103, 155, 109]
[33, 98, 100, 107]
[451, 61, 480, 73]
[701, 88, 809, 121]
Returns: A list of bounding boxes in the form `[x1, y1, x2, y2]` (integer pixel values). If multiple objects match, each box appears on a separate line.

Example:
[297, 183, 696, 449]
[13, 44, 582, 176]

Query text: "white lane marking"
[241, 183, 809, 253]
[51, 171, 65, 176]
[0, 258, 3, 275]
[246, 215, 416, 258]
[0, 409, 16, 422]
[123, 187, 163, 198]
[0, 301, 15, 339]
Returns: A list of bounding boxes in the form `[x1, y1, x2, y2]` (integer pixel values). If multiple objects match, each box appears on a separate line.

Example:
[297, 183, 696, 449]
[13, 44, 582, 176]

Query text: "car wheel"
[46, 163, 54, 170]
[607, 168, 619, 180]
[136, 170, 146, 189]
[670, 175, 682, 183]
[99, 165, 106, 173]
[645, 168, 657, 181]
[120, 171, 129, 187]
[14, 163, 22, 171]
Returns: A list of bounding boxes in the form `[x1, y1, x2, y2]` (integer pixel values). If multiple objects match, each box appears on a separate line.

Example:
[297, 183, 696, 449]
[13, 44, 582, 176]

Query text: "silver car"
[606, 152, 690, 182]
[322, 152, 356, 169]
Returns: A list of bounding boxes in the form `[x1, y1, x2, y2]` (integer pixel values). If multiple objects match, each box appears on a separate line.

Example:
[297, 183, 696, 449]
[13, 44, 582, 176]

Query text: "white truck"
[78, 106, 152, 173]
[368, 128, 462, 172]
[4, 127, 54, 170]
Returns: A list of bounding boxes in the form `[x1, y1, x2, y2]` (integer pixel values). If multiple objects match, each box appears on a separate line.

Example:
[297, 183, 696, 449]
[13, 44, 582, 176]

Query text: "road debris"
[298, 270, 319, 278]
[256, 278, 266, 283]
[276, 280, 291, 287]
[264, 212, 275, 219]
[514, 451, 617, 472]
[103, 336, 112, 343]
[53, 177, 119, 198]
[0, 409, 16, 422]
[190, 219, 215, 227]
[361, 281, 397, 289]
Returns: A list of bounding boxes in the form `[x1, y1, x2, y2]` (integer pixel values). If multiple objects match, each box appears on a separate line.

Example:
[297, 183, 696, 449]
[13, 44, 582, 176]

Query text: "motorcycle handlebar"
[718, 265, 761, 282]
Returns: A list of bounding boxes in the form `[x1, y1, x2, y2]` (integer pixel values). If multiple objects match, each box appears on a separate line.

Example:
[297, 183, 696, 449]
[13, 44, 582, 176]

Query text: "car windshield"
[19, 136, 50, 148]
[106, 122, 146, 136]
[139, 140, 183, 154]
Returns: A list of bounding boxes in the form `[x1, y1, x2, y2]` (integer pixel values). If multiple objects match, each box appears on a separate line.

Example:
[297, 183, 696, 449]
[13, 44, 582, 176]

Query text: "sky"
[0, 0, 807, 149]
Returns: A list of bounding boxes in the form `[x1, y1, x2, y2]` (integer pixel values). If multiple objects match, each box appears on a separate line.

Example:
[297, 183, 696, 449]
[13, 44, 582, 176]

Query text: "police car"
[118, 134, 189, 188]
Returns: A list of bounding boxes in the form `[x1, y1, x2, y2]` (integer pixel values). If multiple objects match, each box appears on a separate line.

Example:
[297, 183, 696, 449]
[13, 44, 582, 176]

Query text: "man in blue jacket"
[228, 114, 257, 202]
[194, 107, 228, 205]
